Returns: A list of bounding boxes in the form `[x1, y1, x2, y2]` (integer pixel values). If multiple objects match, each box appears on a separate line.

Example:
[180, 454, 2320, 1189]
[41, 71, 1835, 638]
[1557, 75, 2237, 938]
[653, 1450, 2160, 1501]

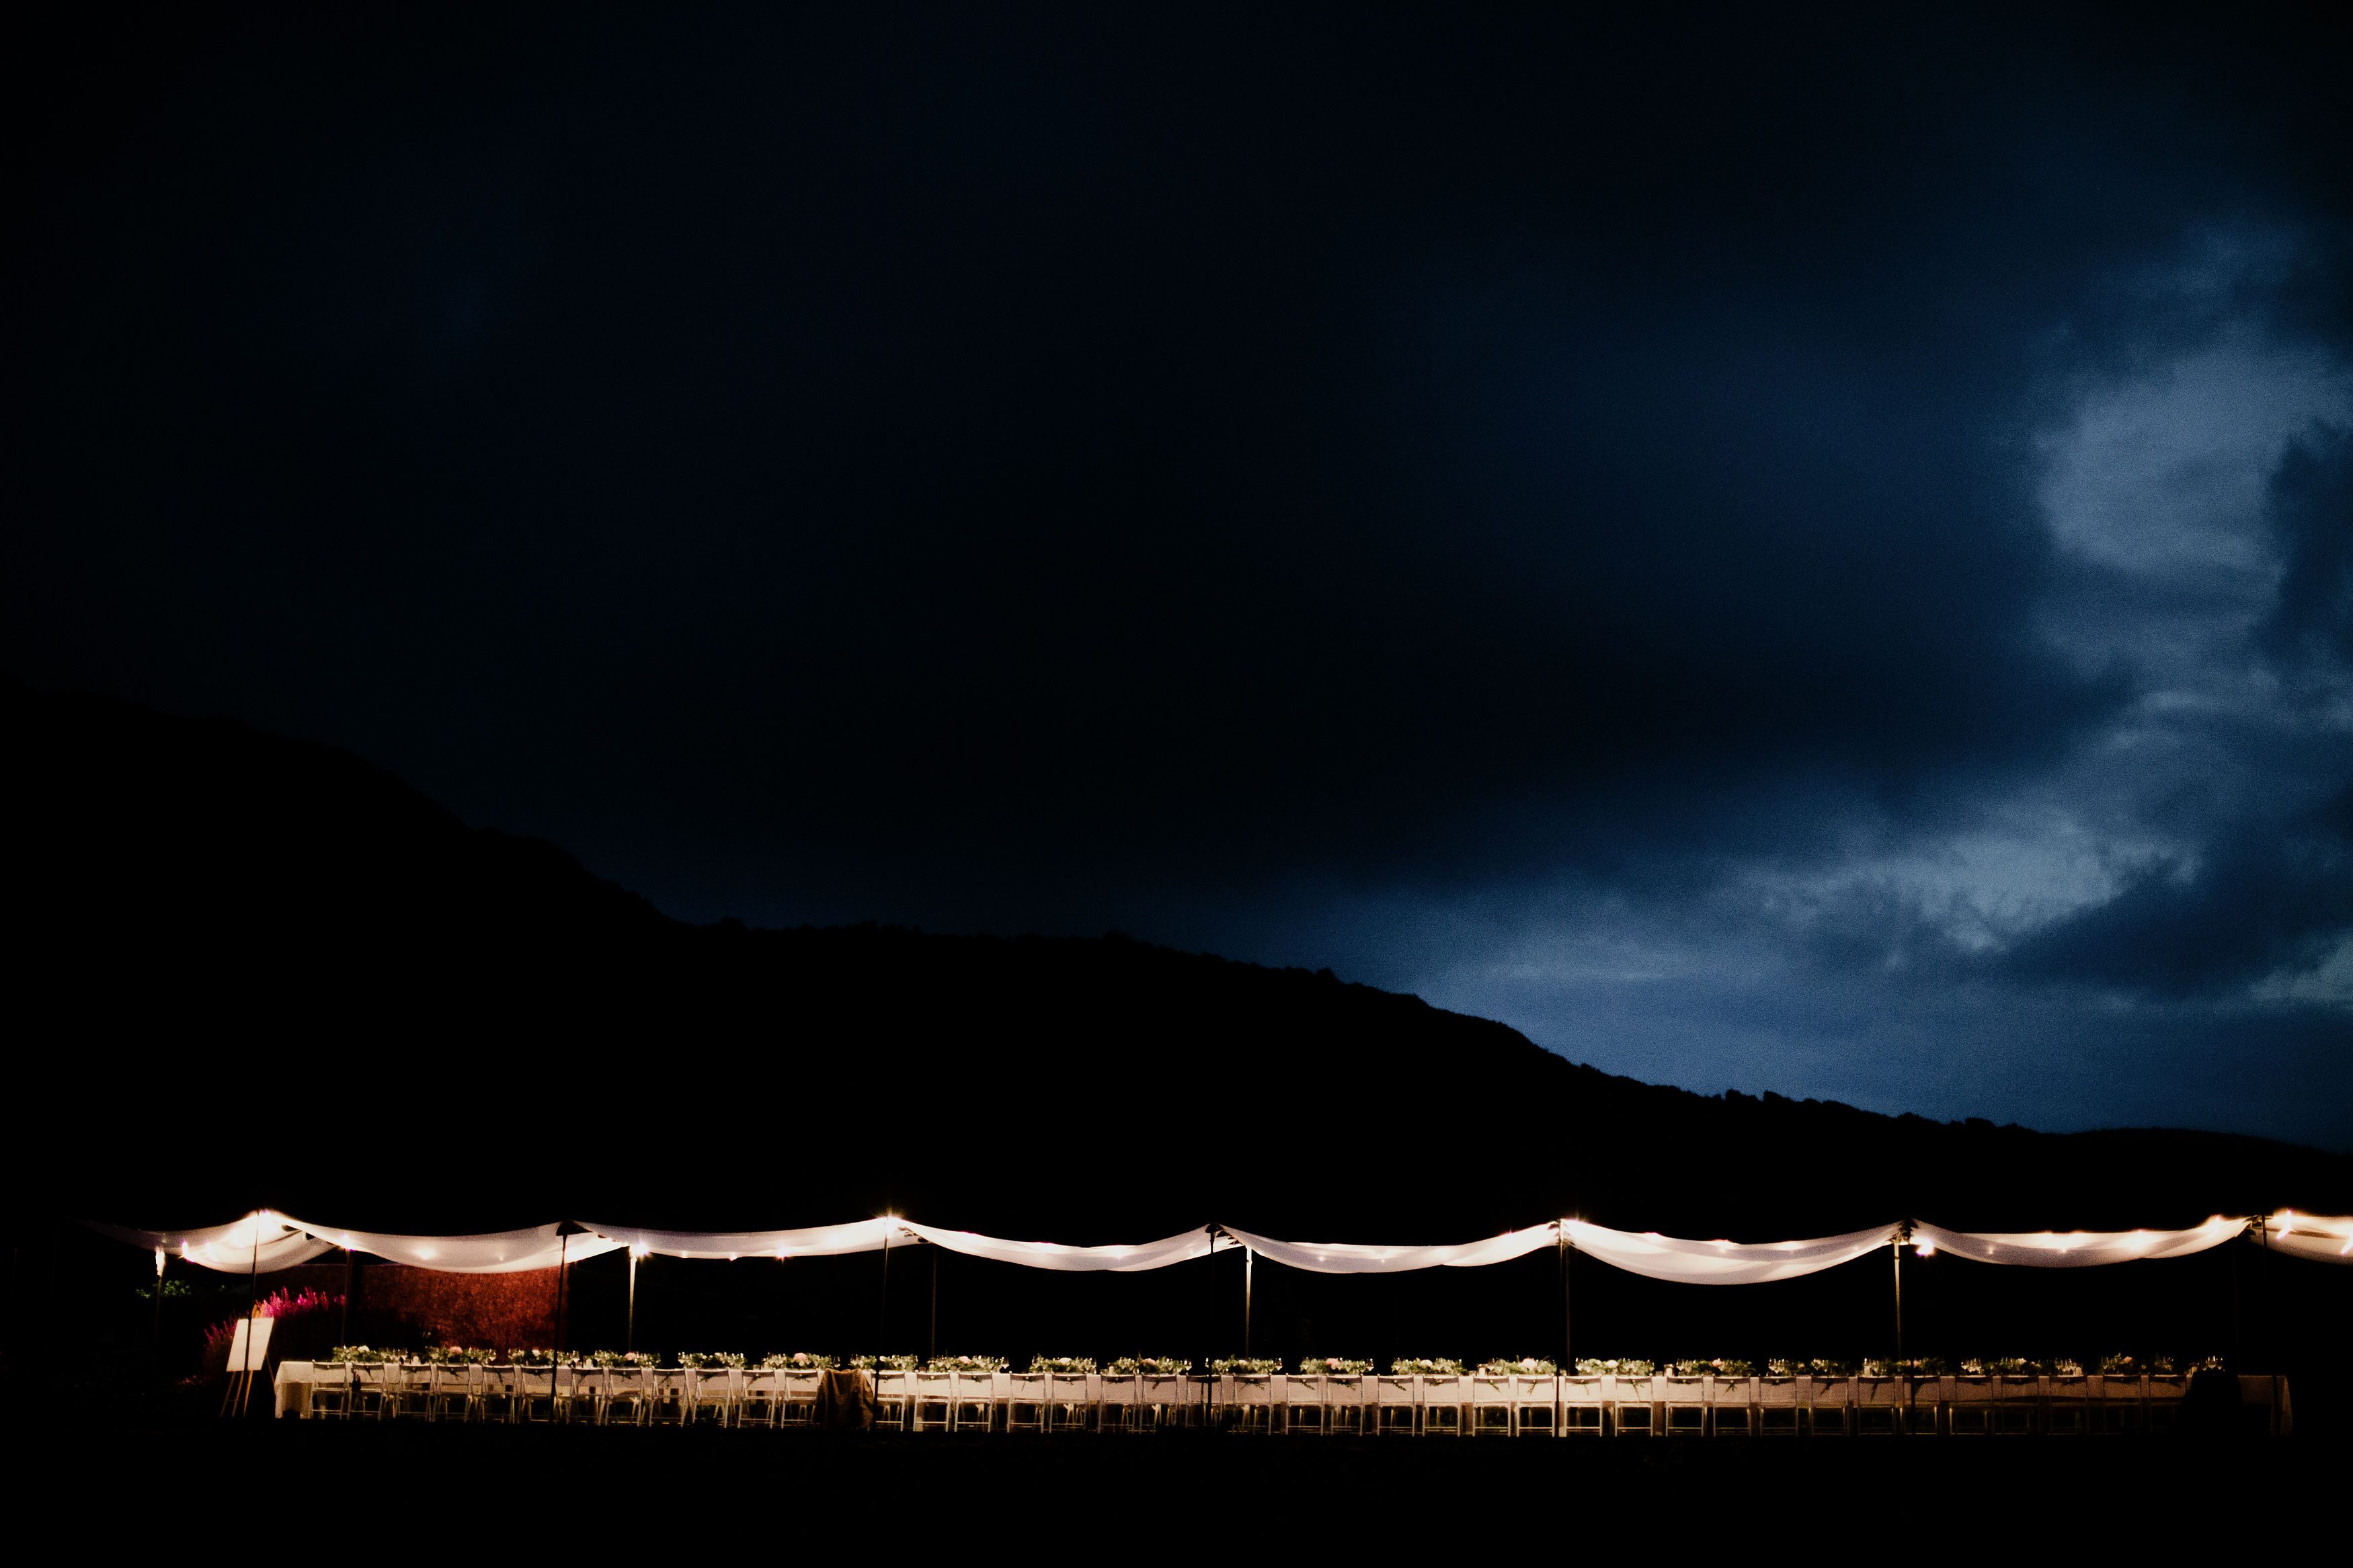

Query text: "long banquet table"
[269, 1364, 2292, 1436]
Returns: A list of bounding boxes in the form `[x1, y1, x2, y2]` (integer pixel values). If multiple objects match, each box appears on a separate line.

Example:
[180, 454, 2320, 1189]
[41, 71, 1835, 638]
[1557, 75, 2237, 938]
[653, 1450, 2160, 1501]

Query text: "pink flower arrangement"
[201, 1287, 344, 1352]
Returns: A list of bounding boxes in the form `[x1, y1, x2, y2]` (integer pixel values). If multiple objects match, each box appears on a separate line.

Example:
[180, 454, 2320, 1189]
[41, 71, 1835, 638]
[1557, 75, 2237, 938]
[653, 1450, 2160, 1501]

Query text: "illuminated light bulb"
[1915, 1241, 1935, 1257]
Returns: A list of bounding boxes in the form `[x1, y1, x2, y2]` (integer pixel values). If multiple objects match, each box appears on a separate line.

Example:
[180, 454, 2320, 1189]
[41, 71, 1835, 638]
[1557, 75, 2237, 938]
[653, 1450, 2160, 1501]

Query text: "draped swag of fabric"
[95, 1210, 2350, 1278]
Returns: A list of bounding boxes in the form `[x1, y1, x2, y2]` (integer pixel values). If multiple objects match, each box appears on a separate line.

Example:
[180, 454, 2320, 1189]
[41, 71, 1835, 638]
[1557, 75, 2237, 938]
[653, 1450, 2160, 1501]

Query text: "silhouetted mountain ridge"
[9, 677, 2346, 1242]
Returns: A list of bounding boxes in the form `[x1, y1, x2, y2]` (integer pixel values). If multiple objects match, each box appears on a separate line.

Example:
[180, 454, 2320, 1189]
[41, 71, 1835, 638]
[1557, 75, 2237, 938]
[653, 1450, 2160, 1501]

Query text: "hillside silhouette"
[11, 673, 2347, 1236]
[13, 675, 2351, 1383]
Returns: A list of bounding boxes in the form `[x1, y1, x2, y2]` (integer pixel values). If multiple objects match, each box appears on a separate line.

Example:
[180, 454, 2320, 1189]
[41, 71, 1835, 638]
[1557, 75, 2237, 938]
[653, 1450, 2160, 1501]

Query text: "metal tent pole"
[1243, 1248, 1253, 1356]
[340, 1245, 353, 1347]
[877, 1223, 893, 1358]
[227, 1211, 261, 1418]
[1559, 1222, 1572, 1367]
[627, 1248, 639, 1354]
[151, 1247, 166, 1403]
[2258, 1215, 2278, 1435]
[1892, 1227, 1908, 1434]
[928, 1247, 938, 1364]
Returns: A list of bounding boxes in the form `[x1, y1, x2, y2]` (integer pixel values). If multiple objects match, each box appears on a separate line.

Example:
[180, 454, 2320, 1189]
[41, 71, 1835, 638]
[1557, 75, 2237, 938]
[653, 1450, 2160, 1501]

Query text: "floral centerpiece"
[1478, 1357, 1558, 1375]
[2048, 1357, 2083, 1377]
[510, 1348, 557, 1366]
[2096, 1353, 2141, 1376]
[1574, 1358, 1653, 1376]
[850, 1354, 919, 1370]
[926, 1354, 1007, 1372]
[328, 1346, 403, 1364]
[678, 1352, 746, 1370]
[1389, 1358, 1464, 1376]
[1029, 1356, 1096, 1374]
[1211, 1357, 1279, 1374]
[1909, 1356, 1950, 1376]
[761, 1352, 836, 1370]
[427, 1346, 495, 1364]
[589, 1350, 662, 1368]
[1668, 1358, 1755, 1377]
[1105, 1356, 1191, 1375]
[1962, 1356, 2032, 1376]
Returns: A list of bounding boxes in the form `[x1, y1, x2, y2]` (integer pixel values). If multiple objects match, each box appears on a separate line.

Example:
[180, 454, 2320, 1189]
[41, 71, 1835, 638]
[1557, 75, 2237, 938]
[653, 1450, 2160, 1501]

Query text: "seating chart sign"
[225, 1315, 274, 1371]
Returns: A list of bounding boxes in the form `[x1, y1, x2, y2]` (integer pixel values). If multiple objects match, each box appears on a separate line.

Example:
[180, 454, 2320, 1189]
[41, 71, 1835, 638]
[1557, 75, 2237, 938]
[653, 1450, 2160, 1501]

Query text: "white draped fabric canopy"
[2262, 1210, 2353, 1264]
[1562, 1221, 1904, 1284]
[900, 1221, 1232, 1272]
[95, 1210, 2352, 1278]
[1908, 1216, 2249, 1267]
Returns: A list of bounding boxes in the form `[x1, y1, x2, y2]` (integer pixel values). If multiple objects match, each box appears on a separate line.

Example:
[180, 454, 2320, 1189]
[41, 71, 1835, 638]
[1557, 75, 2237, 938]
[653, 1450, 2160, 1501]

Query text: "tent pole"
[1892, 1231, 1907, 1433]
[1242, 1247, 1255, 1354]
[556, 1231, 570, 1358]
[1559, 1223, 1572, 1368]
[928, 1246, 939, 1363]
[340, 1246, 353, 1347]
[237, 1212, 262, 1417]
[627, 1249, 639, 1354]
[2258, 1216, 2278, 1435]
[151, 1247, 166, 1404]
[877, 1227, 892, 1358]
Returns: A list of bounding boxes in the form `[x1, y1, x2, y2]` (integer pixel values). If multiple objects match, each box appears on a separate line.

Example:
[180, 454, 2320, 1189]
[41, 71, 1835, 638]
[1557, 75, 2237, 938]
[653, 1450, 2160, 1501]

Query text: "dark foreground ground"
[32, 1424, 2336, 1551]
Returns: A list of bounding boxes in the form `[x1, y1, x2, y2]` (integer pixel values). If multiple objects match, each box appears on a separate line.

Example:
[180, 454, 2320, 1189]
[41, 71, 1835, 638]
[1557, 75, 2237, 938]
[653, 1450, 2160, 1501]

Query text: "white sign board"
[225, 1315, 274, 1372]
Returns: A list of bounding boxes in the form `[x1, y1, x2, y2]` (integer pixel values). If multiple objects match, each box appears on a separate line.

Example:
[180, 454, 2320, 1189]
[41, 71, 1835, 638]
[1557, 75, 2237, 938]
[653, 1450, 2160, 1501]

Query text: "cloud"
[4, 7, 2350, 1139]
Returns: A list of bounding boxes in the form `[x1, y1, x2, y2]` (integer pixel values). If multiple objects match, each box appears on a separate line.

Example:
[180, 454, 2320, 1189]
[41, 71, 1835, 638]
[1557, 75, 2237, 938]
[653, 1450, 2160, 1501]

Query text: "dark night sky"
[7, 6, 2349, 1144]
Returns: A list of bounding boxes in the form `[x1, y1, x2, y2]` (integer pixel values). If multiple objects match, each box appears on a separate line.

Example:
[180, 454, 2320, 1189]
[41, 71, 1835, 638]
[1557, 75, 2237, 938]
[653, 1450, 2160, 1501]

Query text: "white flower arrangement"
[1388, 1358, 1464, 1376]
[1962, 1357, 2032, 1376]
[850, 1354, 919, 1370]
[924, 1354, 1006, 1372]
[1478, 1356, 1558, 1375]
[1211, 1357, 1279, 1374]
[510, 1348, 557, 1366]
[1105, 1356, 1191, 1375]
[427, 1346, 495, 1365]
[588, 1350, 662, 1368]
[761, 1352, 836, 1370]
[1668, 1358, 1755, 1377]
[1295, 1357, 1370, 1376]
[678, 1352, 746, 1369]
[1029, 1356, 1096, 1374]
[1574, 1358, 1653, 1376]
[328, 1345, 403, 1364]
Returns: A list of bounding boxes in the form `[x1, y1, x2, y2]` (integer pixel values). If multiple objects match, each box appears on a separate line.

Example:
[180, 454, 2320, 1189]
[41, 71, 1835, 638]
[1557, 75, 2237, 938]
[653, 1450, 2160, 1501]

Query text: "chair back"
[1507, 1374, 1556, 1405]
